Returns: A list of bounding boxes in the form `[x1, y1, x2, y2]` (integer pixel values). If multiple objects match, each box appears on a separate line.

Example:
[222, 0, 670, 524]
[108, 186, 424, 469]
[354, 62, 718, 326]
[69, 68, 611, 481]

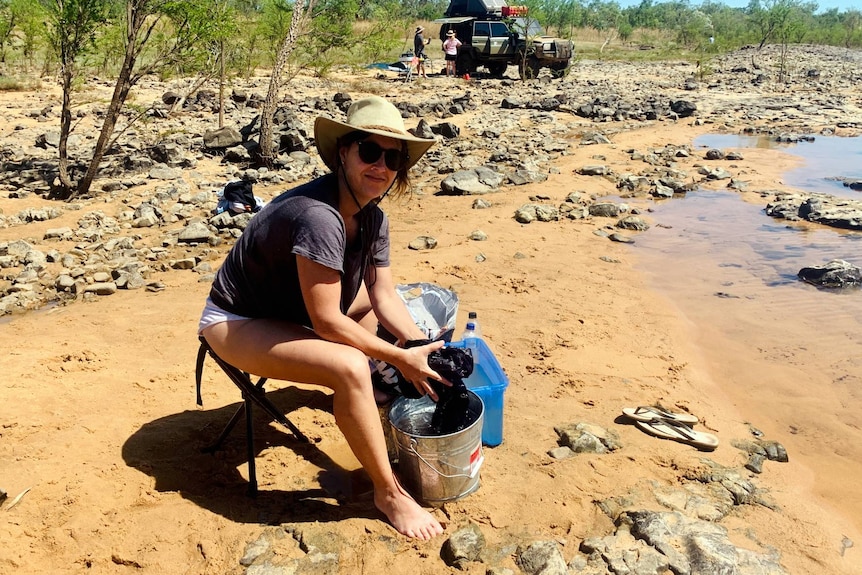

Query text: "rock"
[440, 167, 505, 195]
[579, 165, 609, 176]
[547, 446, 573, 459]
[411, 118, 435, 139]
[44, 227, 74, 240]
[161, 91, 181, 105]
[589, 203, 620, 218]
[203, 126, 243, 149]
[517, 540, 568, 575]
[432, 122, 460, 139]
[798, 259, 862, 287]
[408, 236, 437, 250]
[441, 523, 485, 569]
[514, 204, 559, 223]
[555, 422, 621, 453]
[580, 527, 669, 575]
[609, 232, 634, 244]
[171, 258, 197, 270]
[178, 222, 215, 244]
[84, 282, 118, 296]
[670, 100, 697, 117]
[508, 169, 548, 186]
[616, 215, 650, 231]
[759, 440, 789, 462]
[652, 482, 735, 521]
[240, 532, 274, 566]
[705, 148, 725, 160]
[745, 453, 765, 473]
[625, 510, 787, 575]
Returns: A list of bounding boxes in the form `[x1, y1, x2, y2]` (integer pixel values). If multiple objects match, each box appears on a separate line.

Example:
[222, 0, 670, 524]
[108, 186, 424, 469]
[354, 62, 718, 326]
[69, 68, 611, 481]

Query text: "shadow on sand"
[122, 384, 381, 526]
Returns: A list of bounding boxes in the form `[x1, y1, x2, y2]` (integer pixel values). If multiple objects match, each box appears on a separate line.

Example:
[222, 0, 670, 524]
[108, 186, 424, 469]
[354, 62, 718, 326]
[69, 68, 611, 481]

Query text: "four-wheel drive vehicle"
[434, 0, 573, 79]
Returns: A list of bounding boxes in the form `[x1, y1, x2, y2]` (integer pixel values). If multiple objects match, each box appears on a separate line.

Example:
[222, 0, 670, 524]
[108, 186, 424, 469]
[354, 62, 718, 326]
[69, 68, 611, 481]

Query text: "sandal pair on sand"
[622, 405, 718, 451]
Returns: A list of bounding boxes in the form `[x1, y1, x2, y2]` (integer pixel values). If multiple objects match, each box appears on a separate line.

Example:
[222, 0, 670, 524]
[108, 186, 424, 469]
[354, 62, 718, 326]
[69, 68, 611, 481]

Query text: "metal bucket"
[388, 391, 484, 506]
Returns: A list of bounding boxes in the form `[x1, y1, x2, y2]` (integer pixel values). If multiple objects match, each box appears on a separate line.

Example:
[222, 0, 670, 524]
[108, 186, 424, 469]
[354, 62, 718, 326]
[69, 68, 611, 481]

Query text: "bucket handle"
[408, 438, 483, 479]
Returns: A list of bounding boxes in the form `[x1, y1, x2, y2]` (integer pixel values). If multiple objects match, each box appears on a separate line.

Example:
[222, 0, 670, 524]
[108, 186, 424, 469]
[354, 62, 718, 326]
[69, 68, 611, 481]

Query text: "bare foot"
[374, 477, 444, 540]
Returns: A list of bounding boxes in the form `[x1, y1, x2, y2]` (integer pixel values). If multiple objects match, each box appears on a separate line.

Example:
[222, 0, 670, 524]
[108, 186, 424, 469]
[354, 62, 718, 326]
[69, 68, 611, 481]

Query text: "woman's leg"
[201, 317, 443, 540]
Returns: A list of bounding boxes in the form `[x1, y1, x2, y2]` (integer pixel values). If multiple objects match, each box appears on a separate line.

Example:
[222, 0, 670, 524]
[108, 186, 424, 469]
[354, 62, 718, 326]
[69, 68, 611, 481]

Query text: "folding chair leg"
[202, 403, 246, 454]
[245, 395, 258, 496]
[196, 336, 309, 496]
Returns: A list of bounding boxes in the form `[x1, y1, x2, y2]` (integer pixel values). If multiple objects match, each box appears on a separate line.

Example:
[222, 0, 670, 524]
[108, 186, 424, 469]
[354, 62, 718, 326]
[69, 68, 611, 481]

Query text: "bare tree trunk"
[599, 35, 611, 54]
[57, 62, 75, 192]
[73, 5, 144, 199]
[74, 51, 135, 198]
[219, 38, 225, 129]
[258, 0, 317, 166]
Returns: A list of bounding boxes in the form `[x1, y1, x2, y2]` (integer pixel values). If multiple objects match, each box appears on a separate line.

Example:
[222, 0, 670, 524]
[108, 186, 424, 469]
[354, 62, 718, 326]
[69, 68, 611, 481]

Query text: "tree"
[41, 0, 111, 193]
[299, 0, 358, 76]
[257, 0, 318, 166]
[747, 0, 814, 81]
[585, 0, 622, 53]
[12, 0, 48, 70]
[0, 0, 15, 63]
[747, 0, 813, 49]
[676, 8, 712, 49]
[42, 0, 225, 199]
[839, 9, 861, 48]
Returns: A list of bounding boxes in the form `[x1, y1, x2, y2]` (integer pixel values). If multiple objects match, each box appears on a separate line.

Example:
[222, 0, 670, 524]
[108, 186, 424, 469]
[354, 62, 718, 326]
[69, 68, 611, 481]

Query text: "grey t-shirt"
[209, 173, 390, 327]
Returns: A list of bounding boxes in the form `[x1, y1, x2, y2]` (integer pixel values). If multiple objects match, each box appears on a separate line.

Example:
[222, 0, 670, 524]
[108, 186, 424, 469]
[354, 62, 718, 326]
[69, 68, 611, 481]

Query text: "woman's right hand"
[397, 340, 451, 400]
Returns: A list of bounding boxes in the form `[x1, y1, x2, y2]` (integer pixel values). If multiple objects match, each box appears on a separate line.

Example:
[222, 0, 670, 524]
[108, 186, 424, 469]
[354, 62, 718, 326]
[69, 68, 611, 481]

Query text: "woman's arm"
[298, 256, 446, 395]
[367, 265, 428, 343]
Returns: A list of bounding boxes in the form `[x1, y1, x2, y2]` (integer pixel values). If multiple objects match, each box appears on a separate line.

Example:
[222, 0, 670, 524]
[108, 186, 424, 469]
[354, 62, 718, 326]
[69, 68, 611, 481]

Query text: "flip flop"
[622, 405, 699, 425]
[635, 418, 719, 451]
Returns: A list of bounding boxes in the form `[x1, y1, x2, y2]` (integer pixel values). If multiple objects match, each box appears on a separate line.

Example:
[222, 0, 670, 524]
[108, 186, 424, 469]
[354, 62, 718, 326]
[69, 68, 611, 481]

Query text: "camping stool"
[399, 52, 416, 82]
[195, 336, 309, 496]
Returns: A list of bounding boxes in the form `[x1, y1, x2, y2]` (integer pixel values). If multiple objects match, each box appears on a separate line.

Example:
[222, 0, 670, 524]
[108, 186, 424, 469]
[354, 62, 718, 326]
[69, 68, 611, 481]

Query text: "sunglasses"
[355, 140, 406, 171]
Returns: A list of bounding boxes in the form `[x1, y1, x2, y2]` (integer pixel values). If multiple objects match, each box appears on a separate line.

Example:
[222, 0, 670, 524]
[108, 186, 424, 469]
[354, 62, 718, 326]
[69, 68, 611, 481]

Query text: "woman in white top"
[442, 30, 462, 77]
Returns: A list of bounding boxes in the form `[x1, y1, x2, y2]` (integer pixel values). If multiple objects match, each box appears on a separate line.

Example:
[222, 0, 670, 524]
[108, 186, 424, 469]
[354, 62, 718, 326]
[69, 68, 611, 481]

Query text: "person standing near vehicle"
[442, 30, 462, 77]
[413, 26, 430, 78]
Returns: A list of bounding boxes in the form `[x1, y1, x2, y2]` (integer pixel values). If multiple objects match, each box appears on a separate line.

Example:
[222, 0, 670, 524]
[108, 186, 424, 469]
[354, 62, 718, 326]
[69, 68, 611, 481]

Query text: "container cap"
[466, 322, 476, 330]
[468, 311, 478, 319]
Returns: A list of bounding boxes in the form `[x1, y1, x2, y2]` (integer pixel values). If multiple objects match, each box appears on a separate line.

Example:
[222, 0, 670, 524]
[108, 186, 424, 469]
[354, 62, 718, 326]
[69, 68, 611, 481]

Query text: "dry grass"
[0, 74, 42, 92]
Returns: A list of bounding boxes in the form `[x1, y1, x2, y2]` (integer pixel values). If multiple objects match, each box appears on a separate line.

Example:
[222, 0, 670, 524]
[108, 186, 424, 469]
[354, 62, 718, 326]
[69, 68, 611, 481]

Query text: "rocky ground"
[1, 43, 861, 575]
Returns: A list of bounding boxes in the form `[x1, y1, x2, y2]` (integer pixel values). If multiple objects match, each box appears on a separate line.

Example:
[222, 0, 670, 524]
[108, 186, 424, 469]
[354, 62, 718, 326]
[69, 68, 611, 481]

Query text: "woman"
[442, 30, 462, 77]
[199, 96, 445, 540]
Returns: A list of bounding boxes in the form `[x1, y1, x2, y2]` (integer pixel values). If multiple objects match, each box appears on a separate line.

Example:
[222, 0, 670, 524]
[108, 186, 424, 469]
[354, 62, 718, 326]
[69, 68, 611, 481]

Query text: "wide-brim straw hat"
[446, 30, 456, 36]
[415, 26, 424, 33]
[314, 96, 435, 171]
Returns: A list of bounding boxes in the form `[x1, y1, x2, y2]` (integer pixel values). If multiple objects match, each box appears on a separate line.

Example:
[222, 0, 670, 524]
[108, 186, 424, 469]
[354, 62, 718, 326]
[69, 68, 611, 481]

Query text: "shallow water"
[632, 134, 862, 530]
[694, 134, 862, 198]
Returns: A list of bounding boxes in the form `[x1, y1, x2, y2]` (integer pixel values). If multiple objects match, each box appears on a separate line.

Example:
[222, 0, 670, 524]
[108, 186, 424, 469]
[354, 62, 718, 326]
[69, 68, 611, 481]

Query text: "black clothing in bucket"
[373, 338, 474, 435]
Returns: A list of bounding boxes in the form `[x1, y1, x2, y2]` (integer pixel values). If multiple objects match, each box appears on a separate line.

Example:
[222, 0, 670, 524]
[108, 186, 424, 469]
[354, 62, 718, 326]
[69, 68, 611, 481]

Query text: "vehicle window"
[490, 22, 508, 37]
[474, 22, 490, 37]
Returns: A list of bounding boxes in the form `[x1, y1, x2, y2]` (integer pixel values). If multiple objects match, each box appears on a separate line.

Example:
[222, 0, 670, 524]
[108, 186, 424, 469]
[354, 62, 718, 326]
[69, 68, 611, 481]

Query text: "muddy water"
[633, 136, 862, 534]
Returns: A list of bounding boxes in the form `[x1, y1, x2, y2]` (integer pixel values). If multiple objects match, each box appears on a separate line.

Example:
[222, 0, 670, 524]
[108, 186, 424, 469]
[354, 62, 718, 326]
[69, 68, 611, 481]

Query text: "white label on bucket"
[469, 443, 484, 479]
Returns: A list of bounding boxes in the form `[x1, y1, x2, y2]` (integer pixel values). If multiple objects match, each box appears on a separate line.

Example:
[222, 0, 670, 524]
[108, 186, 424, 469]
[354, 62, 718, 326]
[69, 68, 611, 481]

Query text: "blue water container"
[446, 338, 509, 446]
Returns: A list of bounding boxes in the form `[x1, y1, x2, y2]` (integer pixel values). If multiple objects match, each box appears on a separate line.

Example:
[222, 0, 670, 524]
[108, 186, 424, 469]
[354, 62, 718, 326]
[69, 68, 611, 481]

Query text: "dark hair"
[337, 131, 412, 199]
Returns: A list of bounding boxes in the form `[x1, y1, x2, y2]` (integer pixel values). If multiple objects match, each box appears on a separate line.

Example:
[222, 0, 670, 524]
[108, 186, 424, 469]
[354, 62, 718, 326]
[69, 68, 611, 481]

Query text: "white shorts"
[198, 296, 252, 335]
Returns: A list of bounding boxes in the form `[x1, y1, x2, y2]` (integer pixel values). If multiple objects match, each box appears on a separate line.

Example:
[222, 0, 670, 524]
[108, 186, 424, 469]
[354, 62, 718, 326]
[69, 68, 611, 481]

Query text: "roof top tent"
[444, 0, 507, 18]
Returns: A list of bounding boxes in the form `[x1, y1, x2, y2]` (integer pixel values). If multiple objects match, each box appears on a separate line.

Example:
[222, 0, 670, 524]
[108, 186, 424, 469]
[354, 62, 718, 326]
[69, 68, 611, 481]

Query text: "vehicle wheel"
[486, 62, 507, 78]
[550, 62, 570, 79]
[518, 55, 541, 80]
[455, 48, 477, 76]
